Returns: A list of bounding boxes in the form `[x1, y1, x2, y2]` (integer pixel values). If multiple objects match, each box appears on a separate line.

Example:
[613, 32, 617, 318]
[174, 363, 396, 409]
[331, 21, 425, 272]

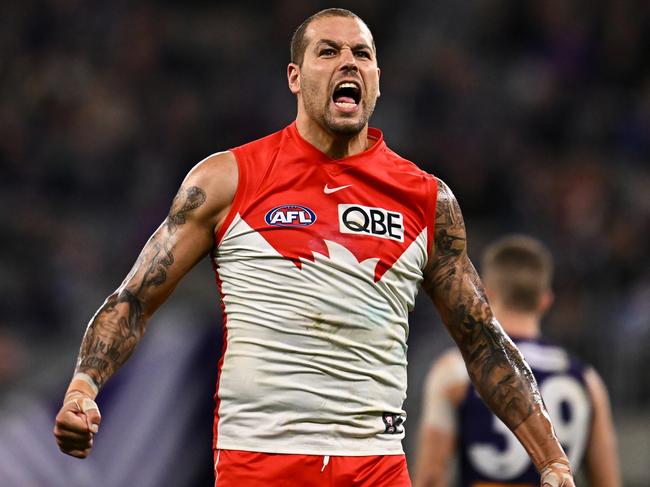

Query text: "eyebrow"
[315, 39, 374, 53]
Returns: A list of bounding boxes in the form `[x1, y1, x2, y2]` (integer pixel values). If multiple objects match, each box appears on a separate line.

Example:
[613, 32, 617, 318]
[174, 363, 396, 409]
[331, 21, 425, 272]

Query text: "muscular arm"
[422, 180, 571, 482]
[583, 368, 621, 487]
[422, 180, 540, 429]
[75, 152, 236, 391]
[54, 151, 237, 457]
[413, 351, 468, 487]
[414, 427, 455, 487]
[76, 186, 209, 388]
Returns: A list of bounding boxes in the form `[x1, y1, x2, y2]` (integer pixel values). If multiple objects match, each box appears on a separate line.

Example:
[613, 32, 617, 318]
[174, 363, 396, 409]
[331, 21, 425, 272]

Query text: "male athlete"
[54, 9, 576, 486]
[414, 235, 620, 487]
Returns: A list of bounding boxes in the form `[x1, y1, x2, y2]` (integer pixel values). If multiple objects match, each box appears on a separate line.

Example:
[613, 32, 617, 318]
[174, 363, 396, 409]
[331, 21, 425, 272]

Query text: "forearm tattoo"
[424, 181, 541, 429]
[75, 186, 207, 390]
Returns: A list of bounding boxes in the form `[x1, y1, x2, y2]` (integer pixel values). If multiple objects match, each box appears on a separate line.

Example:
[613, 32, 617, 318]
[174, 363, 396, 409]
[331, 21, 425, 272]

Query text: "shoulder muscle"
[176, 150, 238, 233]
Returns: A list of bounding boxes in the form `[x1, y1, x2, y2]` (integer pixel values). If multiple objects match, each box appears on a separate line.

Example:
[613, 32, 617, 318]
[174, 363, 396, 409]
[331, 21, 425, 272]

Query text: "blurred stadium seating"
[0, 1, 648, 485]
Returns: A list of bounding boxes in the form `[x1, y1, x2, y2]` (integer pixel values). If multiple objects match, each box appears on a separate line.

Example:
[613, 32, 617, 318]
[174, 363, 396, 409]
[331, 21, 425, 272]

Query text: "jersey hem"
[215, 441, 404, 457]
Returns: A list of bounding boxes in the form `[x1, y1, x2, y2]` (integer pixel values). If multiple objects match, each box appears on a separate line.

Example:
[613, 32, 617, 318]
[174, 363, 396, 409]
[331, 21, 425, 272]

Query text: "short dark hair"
[290, 8, 375, 66]
[481, 235, 553, 312]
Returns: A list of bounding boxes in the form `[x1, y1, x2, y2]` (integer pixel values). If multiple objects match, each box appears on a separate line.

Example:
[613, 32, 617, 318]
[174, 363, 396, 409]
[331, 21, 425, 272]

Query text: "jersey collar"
[287, 121, 385, 164]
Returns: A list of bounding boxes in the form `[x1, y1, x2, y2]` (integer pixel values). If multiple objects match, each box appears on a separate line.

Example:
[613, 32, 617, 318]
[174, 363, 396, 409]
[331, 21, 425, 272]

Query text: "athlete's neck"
[492, 305, 542, 340]
[295, 117, 370, 159]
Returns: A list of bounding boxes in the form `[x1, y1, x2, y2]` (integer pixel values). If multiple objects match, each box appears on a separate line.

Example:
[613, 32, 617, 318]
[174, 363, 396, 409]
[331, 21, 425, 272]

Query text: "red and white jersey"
[212, 122, 438, 455]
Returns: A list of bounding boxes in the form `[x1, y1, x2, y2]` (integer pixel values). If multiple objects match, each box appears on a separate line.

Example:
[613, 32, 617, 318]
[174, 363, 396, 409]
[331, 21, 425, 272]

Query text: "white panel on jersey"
[213, 214, 428, 455]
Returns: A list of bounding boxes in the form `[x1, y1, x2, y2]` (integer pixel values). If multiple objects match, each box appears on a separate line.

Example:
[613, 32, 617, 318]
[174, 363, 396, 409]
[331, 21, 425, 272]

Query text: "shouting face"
[289, 15, 381, 136]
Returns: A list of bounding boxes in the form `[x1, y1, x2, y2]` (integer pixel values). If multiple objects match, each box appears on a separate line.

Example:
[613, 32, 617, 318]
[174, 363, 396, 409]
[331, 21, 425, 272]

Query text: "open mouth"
[332, 81, 361, 110]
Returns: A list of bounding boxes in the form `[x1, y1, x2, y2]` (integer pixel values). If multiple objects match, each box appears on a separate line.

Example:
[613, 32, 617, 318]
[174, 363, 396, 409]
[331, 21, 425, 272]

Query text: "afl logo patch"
[265, 205, 317, 227]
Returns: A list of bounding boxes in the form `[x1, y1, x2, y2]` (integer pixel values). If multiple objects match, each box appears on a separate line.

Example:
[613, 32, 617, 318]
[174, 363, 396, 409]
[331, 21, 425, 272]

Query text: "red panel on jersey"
[221, 123, 437, 282]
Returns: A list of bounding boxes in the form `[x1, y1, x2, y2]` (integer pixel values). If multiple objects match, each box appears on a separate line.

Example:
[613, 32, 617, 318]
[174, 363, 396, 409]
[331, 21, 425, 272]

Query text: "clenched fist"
[53, 391, 101, 458]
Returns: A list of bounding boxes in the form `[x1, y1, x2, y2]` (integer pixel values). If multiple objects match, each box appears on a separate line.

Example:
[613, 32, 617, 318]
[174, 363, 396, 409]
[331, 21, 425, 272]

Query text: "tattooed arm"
[54, 151, 238, 458]
[422, 179, 574, 486]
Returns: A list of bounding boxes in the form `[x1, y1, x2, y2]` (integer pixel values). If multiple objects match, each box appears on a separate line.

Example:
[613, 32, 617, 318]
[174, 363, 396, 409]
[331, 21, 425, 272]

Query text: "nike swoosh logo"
[324, 184, 352, 194]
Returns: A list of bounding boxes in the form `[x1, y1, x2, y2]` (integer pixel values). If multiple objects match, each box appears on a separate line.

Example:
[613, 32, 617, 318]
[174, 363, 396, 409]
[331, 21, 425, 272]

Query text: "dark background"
[1, 1, 648, 485]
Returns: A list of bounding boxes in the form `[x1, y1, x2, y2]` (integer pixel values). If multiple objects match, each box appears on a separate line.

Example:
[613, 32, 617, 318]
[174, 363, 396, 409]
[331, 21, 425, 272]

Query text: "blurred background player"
[413, 234, 621, 487]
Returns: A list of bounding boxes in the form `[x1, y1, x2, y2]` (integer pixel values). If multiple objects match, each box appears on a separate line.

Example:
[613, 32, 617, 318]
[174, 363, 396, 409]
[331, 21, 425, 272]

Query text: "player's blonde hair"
[481, 235, 553, 312]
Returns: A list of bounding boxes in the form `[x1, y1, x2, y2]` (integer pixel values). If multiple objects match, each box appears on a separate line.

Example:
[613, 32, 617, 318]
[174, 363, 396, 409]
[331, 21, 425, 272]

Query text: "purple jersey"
[457, 337, 592, 486]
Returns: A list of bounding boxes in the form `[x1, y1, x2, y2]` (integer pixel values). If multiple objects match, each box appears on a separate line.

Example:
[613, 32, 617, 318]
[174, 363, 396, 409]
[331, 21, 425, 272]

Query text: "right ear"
[538, 289, 554, 314]
[287, 63, 301, 94]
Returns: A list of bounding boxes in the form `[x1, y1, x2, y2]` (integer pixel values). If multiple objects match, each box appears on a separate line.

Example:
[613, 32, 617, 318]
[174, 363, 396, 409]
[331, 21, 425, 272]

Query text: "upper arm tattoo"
[423, 180, 541, 429]
[166, 186, 207, 232]
[75, 186, 207, 389]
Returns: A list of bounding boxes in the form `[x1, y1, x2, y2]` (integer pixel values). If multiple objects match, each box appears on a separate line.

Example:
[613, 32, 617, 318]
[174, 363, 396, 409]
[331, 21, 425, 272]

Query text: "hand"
[53, 391, 101, 458]
[540, 461, 575, 487]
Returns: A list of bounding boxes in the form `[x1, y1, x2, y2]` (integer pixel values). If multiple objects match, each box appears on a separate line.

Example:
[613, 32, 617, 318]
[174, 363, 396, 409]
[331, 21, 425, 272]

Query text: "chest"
[236, 156, 428, 278]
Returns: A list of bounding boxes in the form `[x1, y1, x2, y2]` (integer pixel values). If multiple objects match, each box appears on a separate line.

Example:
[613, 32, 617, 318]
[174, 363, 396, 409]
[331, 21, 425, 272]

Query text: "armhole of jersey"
[215, 149, 245, 245]
[425, 176, 439, 260]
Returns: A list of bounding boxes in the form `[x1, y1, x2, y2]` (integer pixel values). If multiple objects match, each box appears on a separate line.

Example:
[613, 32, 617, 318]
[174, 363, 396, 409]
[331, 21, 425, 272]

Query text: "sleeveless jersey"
[457, 337, 592, 486]
[211, 122, 438, 455]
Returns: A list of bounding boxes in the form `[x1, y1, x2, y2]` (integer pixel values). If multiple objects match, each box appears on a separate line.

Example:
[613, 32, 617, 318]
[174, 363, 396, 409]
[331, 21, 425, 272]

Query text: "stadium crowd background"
[1, 1, 648, 485]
